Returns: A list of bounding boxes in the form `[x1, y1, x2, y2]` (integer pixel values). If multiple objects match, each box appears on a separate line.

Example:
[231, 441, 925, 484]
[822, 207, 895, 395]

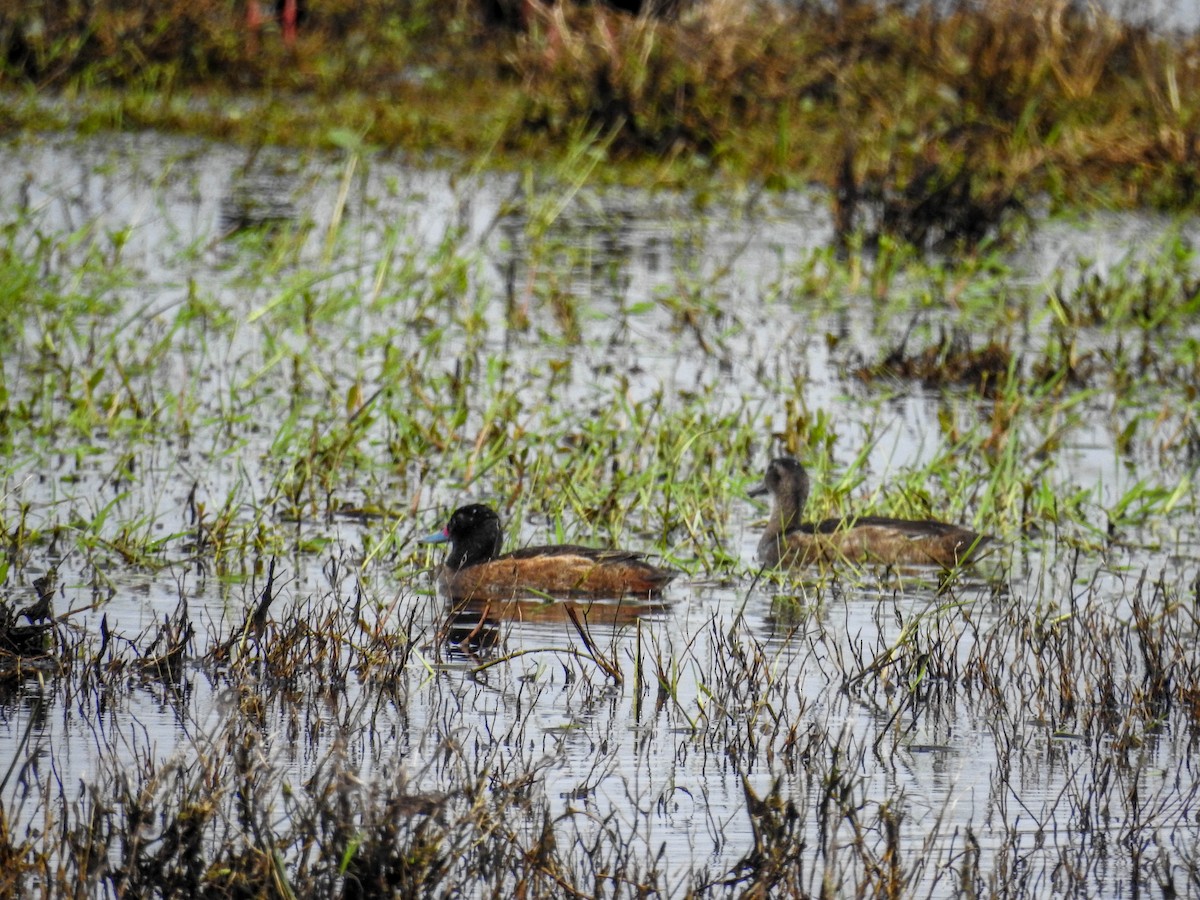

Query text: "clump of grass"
[856, 324, 1013, 397]
[0, 571, 65, 676]
[845, 232, 1200, 431]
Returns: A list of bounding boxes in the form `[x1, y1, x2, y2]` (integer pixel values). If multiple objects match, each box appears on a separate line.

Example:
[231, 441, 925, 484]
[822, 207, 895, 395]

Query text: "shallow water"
[1, 132, 1199, 896]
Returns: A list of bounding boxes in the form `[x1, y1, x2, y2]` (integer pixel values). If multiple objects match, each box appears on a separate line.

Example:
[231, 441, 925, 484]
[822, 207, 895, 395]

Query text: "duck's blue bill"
[418, 528, 449, 544]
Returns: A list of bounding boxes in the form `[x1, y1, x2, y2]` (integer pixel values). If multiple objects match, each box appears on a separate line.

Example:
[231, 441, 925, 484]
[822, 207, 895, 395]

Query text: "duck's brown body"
[752, 457, 989, 569]
[424, 504, 677, 601]
[441, 544, 676, 601]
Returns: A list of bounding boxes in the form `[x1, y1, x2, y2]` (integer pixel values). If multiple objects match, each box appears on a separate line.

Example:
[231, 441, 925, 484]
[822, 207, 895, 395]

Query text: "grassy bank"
[3, 1, 1200, 246]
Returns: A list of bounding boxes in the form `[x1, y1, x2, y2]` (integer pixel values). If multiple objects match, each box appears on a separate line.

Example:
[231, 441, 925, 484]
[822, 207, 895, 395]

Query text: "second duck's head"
[750, 457, 812, 514]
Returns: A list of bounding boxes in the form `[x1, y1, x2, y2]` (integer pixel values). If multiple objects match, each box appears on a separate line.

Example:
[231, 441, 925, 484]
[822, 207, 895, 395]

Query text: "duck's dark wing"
[797, 516, 982, 539]
[500, 545, 653, 564]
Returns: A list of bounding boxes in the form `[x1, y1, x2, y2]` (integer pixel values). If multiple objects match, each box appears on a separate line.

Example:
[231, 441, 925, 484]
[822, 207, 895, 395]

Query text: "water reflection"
[218, 156, 302, 236]
[437, 592, 673, 659]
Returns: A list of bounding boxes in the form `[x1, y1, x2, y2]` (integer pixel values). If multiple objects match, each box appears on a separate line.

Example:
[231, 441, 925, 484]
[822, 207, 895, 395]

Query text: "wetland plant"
[1, 118, 1200, 897]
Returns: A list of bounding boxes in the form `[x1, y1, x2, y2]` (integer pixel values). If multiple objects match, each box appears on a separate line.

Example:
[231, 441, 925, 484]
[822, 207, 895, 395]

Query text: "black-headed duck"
[751, 457, 989, 568]
[422, 504, 678, 600]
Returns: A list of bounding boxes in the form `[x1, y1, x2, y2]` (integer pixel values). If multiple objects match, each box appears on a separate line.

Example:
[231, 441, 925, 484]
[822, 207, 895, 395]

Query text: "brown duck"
[751, 457, 989, 568]
[422, 504, 677, 601]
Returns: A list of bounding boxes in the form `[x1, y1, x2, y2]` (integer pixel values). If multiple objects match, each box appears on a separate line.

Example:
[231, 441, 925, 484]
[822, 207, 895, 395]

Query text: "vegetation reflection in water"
[0, 133, 1198, 896]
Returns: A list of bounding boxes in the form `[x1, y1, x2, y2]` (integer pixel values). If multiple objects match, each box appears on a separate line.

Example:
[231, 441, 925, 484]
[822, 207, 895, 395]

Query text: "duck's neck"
[447, 523, 503, 570]
[771, 469, 809, 536]
[759, 471, 810, 564]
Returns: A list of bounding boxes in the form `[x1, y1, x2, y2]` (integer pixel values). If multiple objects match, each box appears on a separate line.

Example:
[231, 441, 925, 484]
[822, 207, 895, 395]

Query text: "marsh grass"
[1, 130, 1200, 896]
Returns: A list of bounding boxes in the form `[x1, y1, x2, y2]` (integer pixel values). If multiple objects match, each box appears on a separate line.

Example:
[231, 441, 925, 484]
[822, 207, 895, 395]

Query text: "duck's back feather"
[442, 545, 677, 601]
[773, 516, 989, 568]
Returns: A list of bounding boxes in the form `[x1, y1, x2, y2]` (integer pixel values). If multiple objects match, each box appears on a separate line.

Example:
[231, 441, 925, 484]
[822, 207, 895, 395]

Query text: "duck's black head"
[442, 504, 504, 570]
